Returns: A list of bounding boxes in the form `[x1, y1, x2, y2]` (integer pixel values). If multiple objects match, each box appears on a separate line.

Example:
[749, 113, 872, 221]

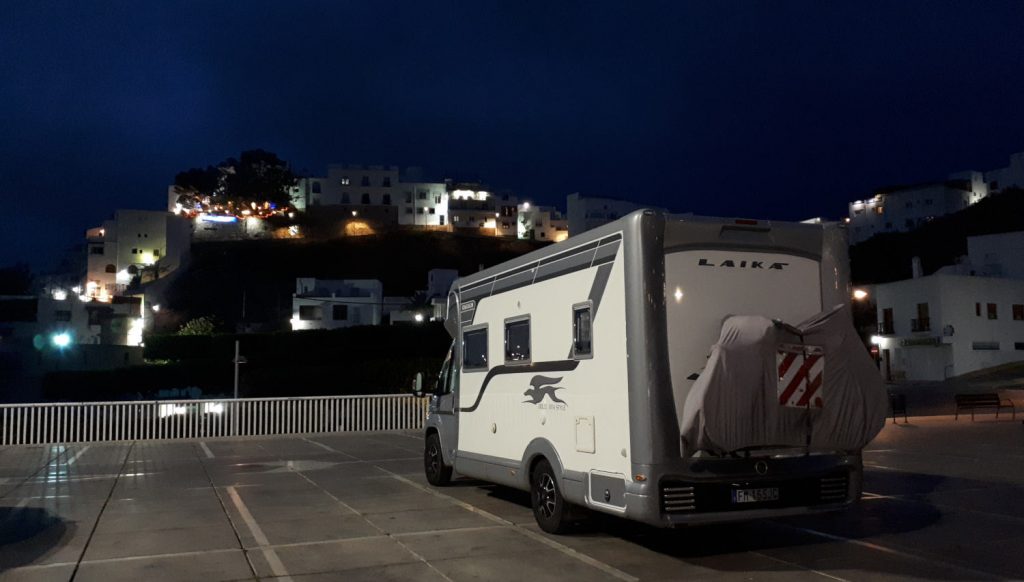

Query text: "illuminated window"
[504, 317, 530, 363]
[340, 177, 350, 185]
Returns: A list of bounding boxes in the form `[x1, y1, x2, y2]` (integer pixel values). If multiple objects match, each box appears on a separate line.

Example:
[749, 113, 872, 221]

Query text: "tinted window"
[505, 318, 530, 362]
[573, 305, 592, 357]
[463, 327, 488, 370]
[332, 305, 348, 320]
[299, 305, 322, 321]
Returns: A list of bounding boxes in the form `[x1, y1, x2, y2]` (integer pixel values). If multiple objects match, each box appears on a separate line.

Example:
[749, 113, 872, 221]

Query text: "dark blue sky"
[3, 1, 1024, 270]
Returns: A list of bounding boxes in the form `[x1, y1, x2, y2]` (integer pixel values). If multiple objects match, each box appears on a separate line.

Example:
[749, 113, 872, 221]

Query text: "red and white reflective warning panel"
[776, 343, 825, 408]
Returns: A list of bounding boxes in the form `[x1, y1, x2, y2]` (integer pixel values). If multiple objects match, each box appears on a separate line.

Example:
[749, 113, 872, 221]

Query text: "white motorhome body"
[421, 210, 877, 531]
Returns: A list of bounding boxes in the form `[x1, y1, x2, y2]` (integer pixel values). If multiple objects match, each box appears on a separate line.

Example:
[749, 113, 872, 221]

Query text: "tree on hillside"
[0, 263, 33, 295]
[172, 149, 298, 216]
[177, 316, 220, 336]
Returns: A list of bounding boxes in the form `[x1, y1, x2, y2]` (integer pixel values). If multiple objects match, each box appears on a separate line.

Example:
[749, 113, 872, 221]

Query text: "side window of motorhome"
[463, 326, 488, 371]
[572, 303, 593, 358]
[504, 317, 531, 363]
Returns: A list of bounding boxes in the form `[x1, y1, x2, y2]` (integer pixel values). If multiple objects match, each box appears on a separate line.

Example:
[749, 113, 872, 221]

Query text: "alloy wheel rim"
[537, 473, 557, 518]
[427, 444, 440, 476]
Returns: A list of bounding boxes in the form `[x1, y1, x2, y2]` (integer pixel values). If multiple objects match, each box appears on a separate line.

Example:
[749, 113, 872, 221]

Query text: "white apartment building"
[399, 182, 448, 227]
[518, 203, 569, 242]
[848, 151, 1024, 244]
[426, 269, 458, 299]
[290, 278, 406, 331]
[0, 293, 143, 347]
[872, 274, 1024, 381]
[959, 231, 1024, 279]
[566, 193, 660, 235]
[448, 184, 518, 237]
[85, 210, 190, 301]
[294, 165, 450, 227]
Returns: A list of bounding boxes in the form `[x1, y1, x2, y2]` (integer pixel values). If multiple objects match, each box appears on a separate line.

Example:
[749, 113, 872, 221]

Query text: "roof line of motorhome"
[663, 242, 822, 261]
[460, 233, 621, 294]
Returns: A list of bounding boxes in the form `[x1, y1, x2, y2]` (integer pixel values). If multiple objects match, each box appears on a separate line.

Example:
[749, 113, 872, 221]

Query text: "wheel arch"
[521, 438, 586, 505]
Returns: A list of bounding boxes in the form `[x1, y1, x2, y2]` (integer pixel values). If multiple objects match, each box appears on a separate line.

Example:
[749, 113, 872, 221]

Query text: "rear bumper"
[621, 453, 862, 527]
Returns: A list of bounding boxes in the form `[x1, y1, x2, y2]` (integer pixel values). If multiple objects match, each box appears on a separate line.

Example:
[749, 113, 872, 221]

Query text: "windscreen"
[664, 248, 822, 425]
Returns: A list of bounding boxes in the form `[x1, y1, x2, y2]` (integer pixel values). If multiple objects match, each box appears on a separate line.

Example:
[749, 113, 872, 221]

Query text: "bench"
[954, 393, 1016, 420]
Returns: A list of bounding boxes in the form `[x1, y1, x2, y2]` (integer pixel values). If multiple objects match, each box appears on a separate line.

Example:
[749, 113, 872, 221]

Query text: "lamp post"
[232, 340, 247, 435]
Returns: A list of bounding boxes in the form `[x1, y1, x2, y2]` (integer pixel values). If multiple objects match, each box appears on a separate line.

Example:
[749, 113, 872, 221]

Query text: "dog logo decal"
[523, 375, 567, 406]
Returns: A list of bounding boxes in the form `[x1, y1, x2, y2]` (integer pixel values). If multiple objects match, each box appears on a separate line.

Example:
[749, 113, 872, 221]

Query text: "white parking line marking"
[225, 486, 292, 582]
[299, 437, 360, 460]
[750, 551, 850, 581]
[778, 524, 1004, 580]
[380, 469, 639, 582]
[199, 442, 215, 459]
[65, 445, 90, 466]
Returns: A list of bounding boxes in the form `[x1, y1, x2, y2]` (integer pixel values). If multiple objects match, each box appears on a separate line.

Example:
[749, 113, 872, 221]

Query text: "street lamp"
[51, 332, 72, 348]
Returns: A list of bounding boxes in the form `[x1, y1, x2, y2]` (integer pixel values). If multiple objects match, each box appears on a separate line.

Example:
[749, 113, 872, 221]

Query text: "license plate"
[732, 487, 780, 504]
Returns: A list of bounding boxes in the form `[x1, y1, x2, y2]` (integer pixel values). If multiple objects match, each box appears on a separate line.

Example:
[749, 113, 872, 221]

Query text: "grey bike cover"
[679, 305, 886, 456]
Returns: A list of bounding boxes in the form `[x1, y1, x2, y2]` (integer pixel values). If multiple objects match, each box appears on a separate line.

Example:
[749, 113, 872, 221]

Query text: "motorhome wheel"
[424, 433, 452, 486]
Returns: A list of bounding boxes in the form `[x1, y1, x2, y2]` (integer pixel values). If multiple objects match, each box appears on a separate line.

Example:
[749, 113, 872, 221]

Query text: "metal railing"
[0, 394, 427, 446]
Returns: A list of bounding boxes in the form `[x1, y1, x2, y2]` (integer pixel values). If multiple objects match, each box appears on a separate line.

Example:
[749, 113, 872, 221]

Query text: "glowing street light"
[51, 332, 72, 348]
[853, 289, 869, 301]
[414, 313, 425, 323]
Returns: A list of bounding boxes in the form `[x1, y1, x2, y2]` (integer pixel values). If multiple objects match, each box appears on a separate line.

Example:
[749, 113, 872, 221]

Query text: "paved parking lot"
[0, 416, 1022, 581]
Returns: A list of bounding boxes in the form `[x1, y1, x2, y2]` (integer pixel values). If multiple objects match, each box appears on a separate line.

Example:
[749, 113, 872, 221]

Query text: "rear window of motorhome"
[573, 305, 593, 357]
[463, 327, 488, 370]
[505, 318, 531, 363]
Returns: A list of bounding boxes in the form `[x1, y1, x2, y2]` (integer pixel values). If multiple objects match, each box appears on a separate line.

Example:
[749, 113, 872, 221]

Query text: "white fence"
[0, 395, 428, 446]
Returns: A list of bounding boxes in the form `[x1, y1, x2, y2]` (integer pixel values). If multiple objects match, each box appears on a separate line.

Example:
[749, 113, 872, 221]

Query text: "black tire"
[424, 432, 452, 486]
[530, 459, 581, 534]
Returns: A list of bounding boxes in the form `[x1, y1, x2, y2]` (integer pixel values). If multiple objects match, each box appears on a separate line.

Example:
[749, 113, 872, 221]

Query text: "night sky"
[3, 1, 1024, 270]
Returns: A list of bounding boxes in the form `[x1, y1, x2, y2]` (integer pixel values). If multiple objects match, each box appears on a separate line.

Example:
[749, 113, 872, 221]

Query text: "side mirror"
[412, 372, 424, 397]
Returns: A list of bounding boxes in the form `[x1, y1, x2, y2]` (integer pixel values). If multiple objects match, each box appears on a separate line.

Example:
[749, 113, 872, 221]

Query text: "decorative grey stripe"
[592, 240, 621, 266]
[587, 263, 613, 320]
[459, 360, 580, 413]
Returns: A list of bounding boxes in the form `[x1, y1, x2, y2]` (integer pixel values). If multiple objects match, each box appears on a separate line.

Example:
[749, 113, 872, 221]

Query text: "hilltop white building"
[566, 193, 660, 236]
[85, 210, 190, 301]
[848, 151, 1024, 244]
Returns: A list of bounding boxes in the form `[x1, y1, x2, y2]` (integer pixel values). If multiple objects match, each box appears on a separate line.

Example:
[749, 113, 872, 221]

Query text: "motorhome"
[415, 210, 885, 533]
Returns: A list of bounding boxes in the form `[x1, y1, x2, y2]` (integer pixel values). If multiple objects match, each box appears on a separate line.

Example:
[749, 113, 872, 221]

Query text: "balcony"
[911, 317, 931, 332]
[877, 322, 894, 335]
